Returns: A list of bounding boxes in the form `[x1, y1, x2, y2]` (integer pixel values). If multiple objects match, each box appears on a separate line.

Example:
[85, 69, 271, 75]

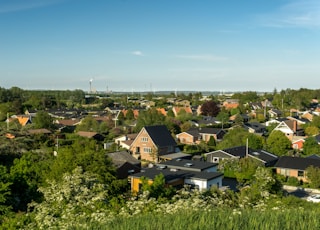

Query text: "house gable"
[130, 125, 177, 162]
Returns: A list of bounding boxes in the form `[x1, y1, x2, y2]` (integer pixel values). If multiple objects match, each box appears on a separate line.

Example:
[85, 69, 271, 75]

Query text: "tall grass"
[103, 208, 320, 230]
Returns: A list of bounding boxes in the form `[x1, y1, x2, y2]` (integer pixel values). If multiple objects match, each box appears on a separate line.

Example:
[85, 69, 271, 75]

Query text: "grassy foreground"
[96, 208, 320, 230]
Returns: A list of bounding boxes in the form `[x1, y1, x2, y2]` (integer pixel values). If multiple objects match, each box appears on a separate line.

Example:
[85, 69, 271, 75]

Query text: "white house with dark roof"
[129, 159, 223, 193]
[204, 146, 278, 167]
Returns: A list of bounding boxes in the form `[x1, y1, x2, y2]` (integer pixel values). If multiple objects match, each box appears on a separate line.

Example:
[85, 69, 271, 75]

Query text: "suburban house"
[139, 100, 156, 108]
[129, 125, 178, 163]
[222, 99, 239, 110]
[273, 119, 305, 141]
[7, 115, 32, 126]
[268, 109, 282, 118]
[174, 99, 191, 107]
[76, 131, 104, 141]
[156, 108, 167, 116]
[129, 159, 223, 193]
[121, 109, 140, 119]
[55, 118, 81, 132]
[27, 128, 52, 135]
[159, 158, 218, 172]
[243, 122, 266, 135]
[300, 111, 314, 122]
[107, 151, 141, 179]
[274, 156, 320, 182]
[48, 109, 84, 119]
[172, 106, 193, 117]
[114, 133, 138, 150]
[265, 118, 288, 127]
[190, 116, 221, 127]
[286, 116, 309, 126]
[291, 136, 306, 151]
[205, 146, 278, 167]
[176, 128, 226, 145]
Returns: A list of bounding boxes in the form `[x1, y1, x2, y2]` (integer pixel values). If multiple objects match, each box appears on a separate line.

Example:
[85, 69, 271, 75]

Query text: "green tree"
[233, 114, 244, 126]
[33, 111, 54, 129]
[76, 116, 99, 132]
[117, 111, 125, 124]
[126, 109, 135, 120]
[234, 157, 263, 184]
[311, 115, 320, 128]
[8, 152, 52, 212]
[135, 108, 166, 132]
[166, 109, 175, 118]
[247, 133, 264, 150]
[306, 166, 320, 188]
[207, 136, 216, 149]
[266, 130, 292, 156]
[165, 118, 181, 134]
[303, 137, 320, 156]
[217, 127, 248, 149]
[0, 165, 12, 217]
[141, 173, 175, 199]
[239, 166, 281, 206]
[48, 139, 116, 184]
[216, 109, 230, 129]
[304, 126, 319, 136]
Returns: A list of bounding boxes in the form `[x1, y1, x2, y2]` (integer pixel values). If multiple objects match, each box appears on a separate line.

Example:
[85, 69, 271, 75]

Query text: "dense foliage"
[2, 87, 320, 228]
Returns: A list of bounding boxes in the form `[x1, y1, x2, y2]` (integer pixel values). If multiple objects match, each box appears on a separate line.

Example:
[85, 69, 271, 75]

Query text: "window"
[141, 137, 148, 142]
[298, 170, 304, 177]
[280, 168, 289, 176]
[143, 147, 152, 153]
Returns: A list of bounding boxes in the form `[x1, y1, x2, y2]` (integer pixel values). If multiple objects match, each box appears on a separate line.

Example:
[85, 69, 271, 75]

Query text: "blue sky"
[0, 0, 319, 92]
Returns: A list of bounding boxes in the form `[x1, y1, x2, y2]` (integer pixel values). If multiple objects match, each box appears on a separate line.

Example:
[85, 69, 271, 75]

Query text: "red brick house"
[129, 125, 178, 163]
[274, 156, 320, 183]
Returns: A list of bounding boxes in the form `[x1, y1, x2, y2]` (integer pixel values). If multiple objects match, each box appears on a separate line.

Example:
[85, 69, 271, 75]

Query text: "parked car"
[306, 194, 320, 203]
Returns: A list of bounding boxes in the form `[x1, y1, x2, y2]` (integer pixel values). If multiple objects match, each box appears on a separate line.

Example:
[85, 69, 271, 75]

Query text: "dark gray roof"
[198, 127, 224, 135]
[307, 154, 320, 160]
[160, 152, 192, 160]
[185, 129, 200, 137]
[244, 122, 266, 132]
[223, 146, 278, 163]
[144, 125, 177, 147]
[107, 151, 141, 167]
[223, 146, 247, 158]
[274, 156, 320, 170]
[249, 149, 278, 163]
[158, 159, 218, 172]
[130, 167, 223, 181]
[184, 127, 224, 137]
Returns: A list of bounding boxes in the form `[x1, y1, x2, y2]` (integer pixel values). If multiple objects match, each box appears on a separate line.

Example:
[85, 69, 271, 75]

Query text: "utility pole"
[7, 113, 9, 131]
[246, 138, 249, 158]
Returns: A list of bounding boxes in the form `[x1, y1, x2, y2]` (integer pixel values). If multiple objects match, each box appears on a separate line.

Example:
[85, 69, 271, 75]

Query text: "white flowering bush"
[27, 167, 113, 229]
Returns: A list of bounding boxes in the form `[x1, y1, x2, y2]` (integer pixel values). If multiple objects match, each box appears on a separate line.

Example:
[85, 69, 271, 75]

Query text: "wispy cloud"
[131, 50, 144, 56]
[0, 0, 65, 14]
[176, 54, 227, 62]
[257, 0, 320, 28]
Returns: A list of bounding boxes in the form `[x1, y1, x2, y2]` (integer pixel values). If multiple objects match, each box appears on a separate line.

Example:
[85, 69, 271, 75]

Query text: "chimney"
[293, 120, 297, 132]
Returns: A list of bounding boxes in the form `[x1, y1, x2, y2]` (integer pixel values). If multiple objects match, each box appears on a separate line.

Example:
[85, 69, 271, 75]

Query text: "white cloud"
[175, 54, 227, 61]
[131, 50, 144, 56]
[257, 0, 320, 28]
[0, 0, 65, 13]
